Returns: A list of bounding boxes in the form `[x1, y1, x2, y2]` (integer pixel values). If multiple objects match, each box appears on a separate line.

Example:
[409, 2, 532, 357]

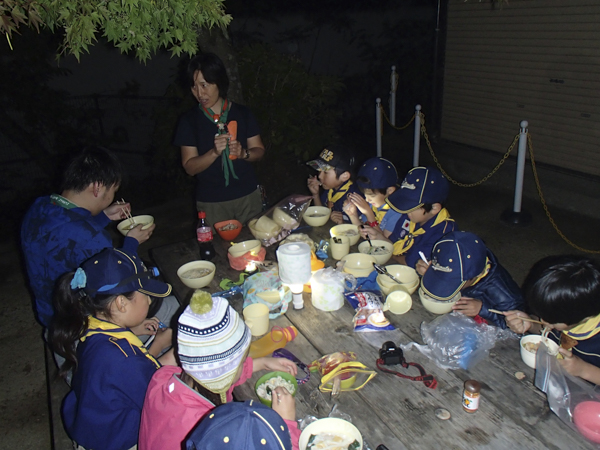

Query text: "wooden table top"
[150, 223, 592, 450]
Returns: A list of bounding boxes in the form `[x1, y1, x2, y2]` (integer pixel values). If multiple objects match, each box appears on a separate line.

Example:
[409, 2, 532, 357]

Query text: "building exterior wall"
[442, 0, 600, 176]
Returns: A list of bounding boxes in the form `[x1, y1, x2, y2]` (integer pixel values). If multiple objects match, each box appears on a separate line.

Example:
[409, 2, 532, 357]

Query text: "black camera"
[379, 341, 404, 366]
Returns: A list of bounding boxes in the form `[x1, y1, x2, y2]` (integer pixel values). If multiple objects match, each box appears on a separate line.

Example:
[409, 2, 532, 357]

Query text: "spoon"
[361, 225, 374, 253]
[372, 262, 402, 284]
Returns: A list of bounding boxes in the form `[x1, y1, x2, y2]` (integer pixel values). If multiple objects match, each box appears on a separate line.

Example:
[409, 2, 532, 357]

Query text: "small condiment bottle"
[462, 380, 481, 413]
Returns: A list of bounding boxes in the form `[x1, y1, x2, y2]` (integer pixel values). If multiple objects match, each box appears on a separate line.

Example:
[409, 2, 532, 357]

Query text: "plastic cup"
[330, 236, 350, 260]
[243, 303, 270, 337]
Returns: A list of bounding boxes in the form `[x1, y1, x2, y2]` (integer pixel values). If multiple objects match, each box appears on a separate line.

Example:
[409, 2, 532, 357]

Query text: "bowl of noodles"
[303, 206, 331, 227]
[357, 240, 393, 265]
[299, 417, 363, 450]
[117, 215, 154, 236]
[177, 261, 216, 289]
[254, 371, 298, 408]
[520, 334, 559, 369]
[330, 224, 361, 246]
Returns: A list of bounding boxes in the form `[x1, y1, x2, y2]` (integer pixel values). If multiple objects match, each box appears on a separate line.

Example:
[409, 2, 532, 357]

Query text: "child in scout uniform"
[344, 157, 400, 237]
[139, 296, 299, 450]
[361, 166, 456, 269]
[420, 231, 524, 329]
[51, 248, 175, 450]
[186, 400, 298, 450]
[505, 255, 600, 385]
[307, 144, 361, 224]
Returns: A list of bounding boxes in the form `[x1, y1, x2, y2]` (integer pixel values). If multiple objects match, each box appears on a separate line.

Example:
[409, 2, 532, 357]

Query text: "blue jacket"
[462, 249, 525, 329]
[62, 321, 160, 450]
[21, 196, 138, 327]
[320, 182, 362, 223]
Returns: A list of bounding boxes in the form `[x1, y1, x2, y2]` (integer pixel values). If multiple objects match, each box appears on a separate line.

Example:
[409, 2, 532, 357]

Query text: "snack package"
[308, 352, 376, 394]
[345, 290, 395, 332]
[248, 195, 313, 247]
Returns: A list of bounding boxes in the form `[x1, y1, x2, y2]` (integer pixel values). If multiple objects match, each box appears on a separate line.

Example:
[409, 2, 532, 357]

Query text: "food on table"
[363, 246, 390, 256]
[256, 376, 296, 400]
[337, 230, 358, 236]
[560, 333, 578, 350]
[123, 222, 149, 230]
[308, 213, 328, 218]
[181, 268, 213, 279]
[220, 223, 239, 231]
[306, 433, 361, 450]
[522, 341, 541, 353]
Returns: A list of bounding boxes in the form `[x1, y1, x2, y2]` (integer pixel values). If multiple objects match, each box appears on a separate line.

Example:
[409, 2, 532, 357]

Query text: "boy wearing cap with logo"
[361, 166, 456, 268]
[344, 157, 400, 236]
[307, 145, 362, 224]
[139, 297, 299, 450]
[420, 231, 524, 328]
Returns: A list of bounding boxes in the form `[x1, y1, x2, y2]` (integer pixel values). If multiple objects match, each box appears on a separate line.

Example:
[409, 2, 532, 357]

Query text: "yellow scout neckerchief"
[465, 258, 492, 288]
[372, 203, 390, 224]
[392, 208, 452, 256]
[327, 180, 353, 208]
[565, 313, 600, 341]
[81, 316, 161, 369]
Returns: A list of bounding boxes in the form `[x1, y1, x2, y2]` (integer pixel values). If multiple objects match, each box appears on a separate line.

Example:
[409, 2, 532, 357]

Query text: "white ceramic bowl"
[272, 208, 298, 230]
[376, 264, 420, 294]
[340, 253, 376, 278]
[358, 240, 394, 265]
[302, 206, 331, 227]
[330, 224, 360, 246]
[228, 240, 262, 258]
[248, 218, 282, 240]
[384, 289, 413, 315]
[299, 417, 363, 450]
[117, 214, 154, 236]
[418, 287, 460, 314]
[177, 261, 216, 289]
[520, 334, 560, 369]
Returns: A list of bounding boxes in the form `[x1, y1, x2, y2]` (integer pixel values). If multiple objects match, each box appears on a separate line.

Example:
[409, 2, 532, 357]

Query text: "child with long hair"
[51, 248, 175, 450]
[139, 296, 300, 450]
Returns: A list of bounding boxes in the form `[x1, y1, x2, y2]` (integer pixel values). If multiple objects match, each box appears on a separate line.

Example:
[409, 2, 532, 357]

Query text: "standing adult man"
[21, 146, 177, 331]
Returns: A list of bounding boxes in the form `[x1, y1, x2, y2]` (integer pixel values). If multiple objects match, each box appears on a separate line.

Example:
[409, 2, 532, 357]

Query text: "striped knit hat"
[178, 296, 251, 403]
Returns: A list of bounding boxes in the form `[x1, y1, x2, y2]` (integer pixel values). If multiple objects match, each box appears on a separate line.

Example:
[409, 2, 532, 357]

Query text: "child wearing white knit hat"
[139, 294, 300, 450]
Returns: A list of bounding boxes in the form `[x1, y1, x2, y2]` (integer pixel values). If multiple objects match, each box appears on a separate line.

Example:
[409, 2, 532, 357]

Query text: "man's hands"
[126, 223, 155, 244]
[104, 201, 131, 221]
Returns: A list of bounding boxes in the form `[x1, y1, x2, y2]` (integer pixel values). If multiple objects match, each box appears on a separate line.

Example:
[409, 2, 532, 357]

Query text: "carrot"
[227, 120, 238, 160]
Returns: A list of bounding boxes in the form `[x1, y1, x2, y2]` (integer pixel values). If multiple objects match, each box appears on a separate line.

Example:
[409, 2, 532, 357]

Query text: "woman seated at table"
[174, 52, 266, 225]
[505, 255, 600, 385]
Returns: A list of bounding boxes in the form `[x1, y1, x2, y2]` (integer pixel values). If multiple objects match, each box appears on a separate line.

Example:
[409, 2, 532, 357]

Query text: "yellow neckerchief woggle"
[81, 316, 161, 369]
[371, 203, 390, 224]
[327, 180, 353, 209]
[392, 208, 452, 256]
[565, 312, 600, 341]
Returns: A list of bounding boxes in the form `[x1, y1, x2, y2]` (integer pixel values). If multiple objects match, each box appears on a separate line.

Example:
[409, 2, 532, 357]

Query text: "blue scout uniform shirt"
[388, 211, 457, 268]
[21, 196, 139, 327]
[319, 182, 362, 223]
[548, 316, 600, 371]
[462, 249, 525, 329]
[62, 318, 161, 450]
[360, 205, 401, 233]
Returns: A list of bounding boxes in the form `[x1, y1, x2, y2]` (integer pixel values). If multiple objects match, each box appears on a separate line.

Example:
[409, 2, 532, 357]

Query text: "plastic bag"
[248, 194, 313, 246]
[308, 352, 376, 394]
[404, 312, 511, 370]
[243, 267, 292, 319]
[345, 290, 395, 332]
[535, 341, 600, 445]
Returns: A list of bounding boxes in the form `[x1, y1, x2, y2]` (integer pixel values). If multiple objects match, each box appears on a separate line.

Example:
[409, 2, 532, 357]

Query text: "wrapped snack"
[345, 290, 395, 332]
[309, 352, 376, 394]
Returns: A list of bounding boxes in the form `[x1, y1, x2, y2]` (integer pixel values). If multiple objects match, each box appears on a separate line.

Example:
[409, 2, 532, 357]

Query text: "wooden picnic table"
[150, 222, 593, 450]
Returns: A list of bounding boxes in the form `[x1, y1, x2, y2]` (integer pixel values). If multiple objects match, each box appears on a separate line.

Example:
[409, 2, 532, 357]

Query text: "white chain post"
[390, 65, 397, 126]
[413, 104, 421, 167]
[376, 98, 382, 157]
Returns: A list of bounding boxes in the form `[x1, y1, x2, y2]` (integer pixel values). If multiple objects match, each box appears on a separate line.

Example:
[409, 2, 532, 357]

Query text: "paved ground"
[3, 145, 599, 449]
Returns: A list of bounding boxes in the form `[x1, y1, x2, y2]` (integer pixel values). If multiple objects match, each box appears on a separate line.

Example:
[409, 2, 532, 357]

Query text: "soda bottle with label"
[196, 211, 216, 261]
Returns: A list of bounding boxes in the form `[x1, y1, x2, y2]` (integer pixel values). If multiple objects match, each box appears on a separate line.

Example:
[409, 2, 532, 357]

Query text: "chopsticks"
[488, 309, 544, 324]
[118, 198, 135, 225]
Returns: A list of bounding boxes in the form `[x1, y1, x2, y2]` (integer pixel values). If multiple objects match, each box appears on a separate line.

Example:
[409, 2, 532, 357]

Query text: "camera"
[379, 341, 404, 366]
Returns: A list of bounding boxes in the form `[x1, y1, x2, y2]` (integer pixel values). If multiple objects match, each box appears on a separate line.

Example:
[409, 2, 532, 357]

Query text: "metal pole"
[413, 104, 421, 167]
[513, 120, 529, 213]
[390, 65, 397, 126]
[376, 98, 382, 157]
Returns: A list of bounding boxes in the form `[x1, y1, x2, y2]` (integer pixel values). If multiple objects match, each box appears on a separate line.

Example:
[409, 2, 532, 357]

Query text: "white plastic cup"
[330, 236, 350, 260]
[383, 289, 412, 315]
[243, 303, 270, 337]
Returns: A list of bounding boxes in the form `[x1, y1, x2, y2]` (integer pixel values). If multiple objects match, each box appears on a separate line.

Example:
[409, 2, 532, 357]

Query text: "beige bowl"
[177, 261, 216, 289]
[520, 334, 560, 369]
[376, 278, 411, 296]
[376, 264, 420, 294]
[302, 206, 331, 227]
[418, 287, 460, 314]
[341, 253, 377, 278]
[330, 224, 360, 246]
[299, 418, 363, 450]
[272, 208, 298, 230]
[248, 218, 282, 240]
[228, 240, 262, 258]
[358, 240, 394, 265]
[117, 215, 154, 236]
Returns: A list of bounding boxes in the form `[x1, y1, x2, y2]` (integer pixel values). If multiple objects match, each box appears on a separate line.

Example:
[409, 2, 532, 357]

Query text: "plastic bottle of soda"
[196, 211, 216, 261]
